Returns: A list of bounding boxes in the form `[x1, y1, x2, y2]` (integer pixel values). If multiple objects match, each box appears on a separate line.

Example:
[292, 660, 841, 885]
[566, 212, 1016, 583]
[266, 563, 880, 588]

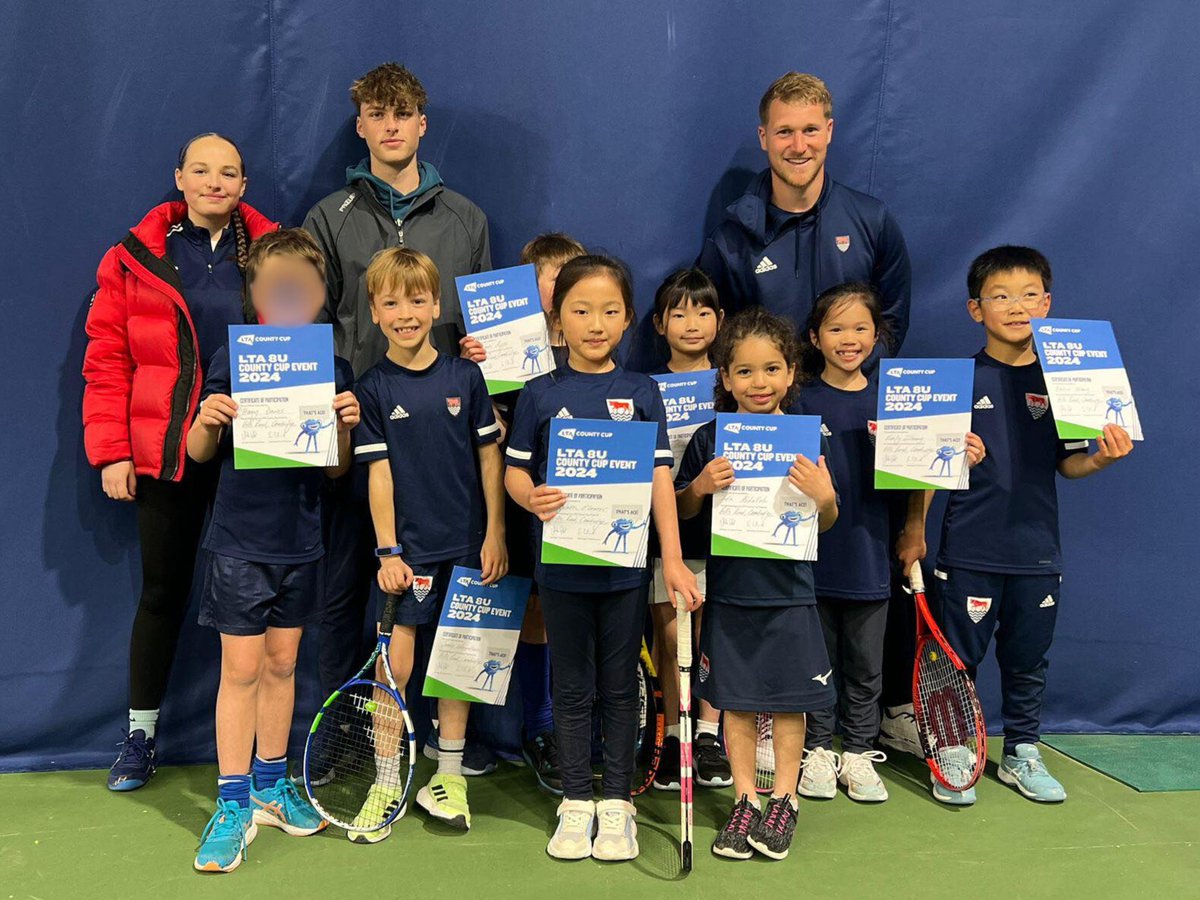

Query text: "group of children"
[84, 64, 1134, 874]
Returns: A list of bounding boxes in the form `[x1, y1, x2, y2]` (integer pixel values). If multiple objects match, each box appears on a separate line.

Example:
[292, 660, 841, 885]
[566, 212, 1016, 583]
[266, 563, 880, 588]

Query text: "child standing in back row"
[675, 307, 838, 862]
[646, 268, 732, 793]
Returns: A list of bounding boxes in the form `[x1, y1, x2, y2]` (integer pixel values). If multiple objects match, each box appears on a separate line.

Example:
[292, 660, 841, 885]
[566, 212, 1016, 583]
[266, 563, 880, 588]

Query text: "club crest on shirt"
[446, 396, 462, 417]
[835, 234, 851, 253]
[606, 398, 635, 422]
[967, 595, 992, 624]
[698, 652, 710, 683]
[412, 576, 434, 603]
[867, 419, 877, 446]
[1026, 392, 1049, 420]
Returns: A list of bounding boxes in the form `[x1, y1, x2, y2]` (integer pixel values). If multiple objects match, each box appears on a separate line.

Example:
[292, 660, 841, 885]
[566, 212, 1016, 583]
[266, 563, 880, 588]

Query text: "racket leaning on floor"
[676, 604, 694, 873]
[632, 638, 666, 796]
[303, 592, 416, 835]
[909, 562, 987, 791]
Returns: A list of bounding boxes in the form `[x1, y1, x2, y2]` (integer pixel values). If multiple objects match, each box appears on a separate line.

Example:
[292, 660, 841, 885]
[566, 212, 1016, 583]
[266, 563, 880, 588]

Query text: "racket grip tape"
[676, 606, 693, 668]
[909, 561, 925, 593]
[380, 592, 400, 635]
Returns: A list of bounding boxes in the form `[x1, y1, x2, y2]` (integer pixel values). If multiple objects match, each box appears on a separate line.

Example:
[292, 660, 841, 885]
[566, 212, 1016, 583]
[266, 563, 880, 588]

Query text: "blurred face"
[656, 298, 721, 357]
[555, 273, 632, 369]
[537, 262, 563, 316]
[174, 136, 245, 221]
[249, 254, 326, 325]
[721, 334, 795, 414]
[357, 103, 426, 169]
[968, 268, 1051, 347]
[758, 100, 833, 197]
[811, 298, 877, 376]
[371, 283, 440, 352]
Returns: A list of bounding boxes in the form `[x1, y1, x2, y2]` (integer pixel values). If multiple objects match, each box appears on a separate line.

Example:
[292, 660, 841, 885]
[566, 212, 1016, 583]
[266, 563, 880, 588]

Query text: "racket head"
[912, 632, 987, 791]
[631, 650, 664, 796]
[754, 712, 775, 794]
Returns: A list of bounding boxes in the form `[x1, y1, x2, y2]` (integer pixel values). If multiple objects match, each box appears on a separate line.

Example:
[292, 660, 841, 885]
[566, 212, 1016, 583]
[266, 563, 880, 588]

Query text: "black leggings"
[128, 464, 214, 710]
[539, 584, 647, 801]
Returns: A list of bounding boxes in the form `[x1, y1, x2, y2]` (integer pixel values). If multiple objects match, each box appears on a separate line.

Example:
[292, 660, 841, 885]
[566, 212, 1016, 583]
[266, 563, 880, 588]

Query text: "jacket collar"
[727, 169, 833, 243]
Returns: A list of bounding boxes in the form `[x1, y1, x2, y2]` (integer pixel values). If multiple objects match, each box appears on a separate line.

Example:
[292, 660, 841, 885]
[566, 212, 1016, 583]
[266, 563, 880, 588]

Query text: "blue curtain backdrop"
[1, 1, 1195, 771]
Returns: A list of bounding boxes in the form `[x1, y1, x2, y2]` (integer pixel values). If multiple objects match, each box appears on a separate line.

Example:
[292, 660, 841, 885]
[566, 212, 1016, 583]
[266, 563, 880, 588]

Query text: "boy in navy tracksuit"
[697, 72, 911, 368]
[902, 246, 1133, 805]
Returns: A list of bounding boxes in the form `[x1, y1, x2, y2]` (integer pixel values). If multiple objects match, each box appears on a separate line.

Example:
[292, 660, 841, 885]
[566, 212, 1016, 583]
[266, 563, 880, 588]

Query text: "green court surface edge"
[4, 743, 1199, 899]
[1041, 734, 1200, 792]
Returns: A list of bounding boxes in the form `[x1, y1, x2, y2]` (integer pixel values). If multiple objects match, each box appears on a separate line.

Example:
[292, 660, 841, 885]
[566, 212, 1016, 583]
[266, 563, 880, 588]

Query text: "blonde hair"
[367, 247, 441, 302]
[519, 232, 587, 276]
[758, 72, 833, 123]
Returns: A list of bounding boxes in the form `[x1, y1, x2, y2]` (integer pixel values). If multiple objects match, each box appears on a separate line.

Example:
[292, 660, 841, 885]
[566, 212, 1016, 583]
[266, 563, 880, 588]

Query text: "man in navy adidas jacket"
[698, 72, 911, 368]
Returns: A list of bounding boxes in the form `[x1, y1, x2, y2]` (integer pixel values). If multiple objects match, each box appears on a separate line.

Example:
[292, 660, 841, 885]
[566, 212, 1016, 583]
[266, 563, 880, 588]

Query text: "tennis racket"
[909, 562, 987, 791]
[676, 604, 694, 873]
[754, 713, 775, 794]
[303, 593, 416, 835]
[632, 639, 665, 796]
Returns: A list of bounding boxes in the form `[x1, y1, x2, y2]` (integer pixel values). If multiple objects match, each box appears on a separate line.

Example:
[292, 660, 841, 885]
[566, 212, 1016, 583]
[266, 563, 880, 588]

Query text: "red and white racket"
[909, 562, 987, 791]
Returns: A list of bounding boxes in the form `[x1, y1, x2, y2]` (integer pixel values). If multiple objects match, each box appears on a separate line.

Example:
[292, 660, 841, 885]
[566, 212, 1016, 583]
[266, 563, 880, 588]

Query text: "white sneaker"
[798, 747, 840, 799]
[547, 799, 595, 860]
[591, 799, 639, 861]
[879, 704, 923, 757]
[839, 750, 889, 802]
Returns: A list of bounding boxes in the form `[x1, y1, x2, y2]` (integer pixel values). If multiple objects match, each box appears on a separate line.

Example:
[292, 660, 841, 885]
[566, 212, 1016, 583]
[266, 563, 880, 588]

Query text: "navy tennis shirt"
[936, 350, 1089, 575]
[505, 364, 674, 593]
[167, 218, 244, 367]
[792, 377, 891, 600]
[676, 419, 836, 607]
[354, 354, 501, 565]
[201, 348, 354, 564]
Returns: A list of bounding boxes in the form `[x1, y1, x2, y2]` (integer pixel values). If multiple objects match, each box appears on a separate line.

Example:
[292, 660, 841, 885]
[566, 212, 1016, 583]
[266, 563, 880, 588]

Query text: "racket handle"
[909, 561, 925, 593]
[676, 604, 692, 668]
[380, 592, 400, 635]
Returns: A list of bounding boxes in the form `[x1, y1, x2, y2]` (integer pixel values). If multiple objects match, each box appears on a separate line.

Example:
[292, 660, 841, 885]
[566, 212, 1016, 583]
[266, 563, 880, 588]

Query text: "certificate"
[456, 264, 556, 395]
[422, 567, 532, 705]
[874, 359, 974, 490]
[541, 419, 657, 569]
[711, 413, 823, 561]
[652, 369, 718, 475]
[228, 324, 337, 470]
[1031, 318, 1143, 441]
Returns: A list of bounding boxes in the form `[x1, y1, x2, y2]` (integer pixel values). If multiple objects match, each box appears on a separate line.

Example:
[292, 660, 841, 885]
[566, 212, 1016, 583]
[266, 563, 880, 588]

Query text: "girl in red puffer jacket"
[83, 133, 278, 791]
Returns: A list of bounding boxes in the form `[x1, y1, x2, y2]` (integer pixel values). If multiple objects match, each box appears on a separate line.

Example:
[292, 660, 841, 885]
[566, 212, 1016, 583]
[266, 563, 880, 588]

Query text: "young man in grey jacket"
[305, 63, 497, 781]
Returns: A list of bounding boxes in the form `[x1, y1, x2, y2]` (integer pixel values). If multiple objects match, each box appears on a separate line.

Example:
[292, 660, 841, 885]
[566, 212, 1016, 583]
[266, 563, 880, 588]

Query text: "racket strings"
[754, 712, 775, 792]
[915, 641, 983, 789]
[307, 681, 412, 828]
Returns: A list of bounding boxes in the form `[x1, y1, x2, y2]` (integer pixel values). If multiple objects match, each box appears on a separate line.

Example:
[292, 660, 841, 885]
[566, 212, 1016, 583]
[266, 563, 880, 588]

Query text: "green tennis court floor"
[3, 743, 1197, 899]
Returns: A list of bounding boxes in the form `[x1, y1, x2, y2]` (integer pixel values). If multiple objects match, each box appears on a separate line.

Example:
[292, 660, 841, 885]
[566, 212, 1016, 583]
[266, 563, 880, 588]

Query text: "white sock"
[129, 708, 159, 740]
[438, 738, 465, 776]
[375, 753, 401, 785]
[666, 723, 681, 739]
[697, 719, 719, 738]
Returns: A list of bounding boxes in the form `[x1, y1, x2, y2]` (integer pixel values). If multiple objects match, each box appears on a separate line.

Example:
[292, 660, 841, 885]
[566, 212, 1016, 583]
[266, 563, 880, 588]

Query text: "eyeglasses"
[974, 292, 1048, 310]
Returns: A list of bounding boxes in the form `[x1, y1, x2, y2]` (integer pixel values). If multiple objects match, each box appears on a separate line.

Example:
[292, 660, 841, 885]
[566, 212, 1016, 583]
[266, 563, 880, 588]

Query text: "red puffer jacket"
[83, 201, 278, 481]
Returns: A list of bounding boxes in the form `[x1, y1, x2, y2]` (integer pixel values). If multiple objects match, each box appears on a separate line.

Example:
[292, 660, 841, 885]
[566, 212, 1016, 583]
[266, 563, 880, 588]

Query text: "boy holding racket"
[352, 248, 506, 839]
[900, 245, 1133, 804]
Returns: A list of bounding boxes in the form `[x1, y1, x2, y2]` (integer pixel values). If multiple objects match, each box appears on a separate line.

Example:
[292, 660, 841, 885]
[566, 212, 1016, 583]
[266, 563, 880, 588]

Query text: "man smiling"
[698, 72, 911, 368]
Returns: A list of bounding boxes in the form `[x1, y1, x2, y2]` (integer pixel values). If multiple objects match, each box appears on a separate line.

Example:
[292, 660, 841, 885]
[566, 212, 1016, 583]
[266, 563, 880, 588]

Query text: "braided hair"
[177, 132, 249, 276]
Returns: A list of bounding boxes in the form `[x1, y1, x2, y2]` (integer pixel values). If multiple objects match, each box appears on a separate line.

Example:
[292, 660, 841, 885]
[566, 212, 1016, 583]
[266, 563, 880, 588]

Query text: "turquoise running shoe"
[251, 778, 328, 836]
[194, 799, 256, 873]
[998, 744, 1066, 802]
[929, 745, 977, 806]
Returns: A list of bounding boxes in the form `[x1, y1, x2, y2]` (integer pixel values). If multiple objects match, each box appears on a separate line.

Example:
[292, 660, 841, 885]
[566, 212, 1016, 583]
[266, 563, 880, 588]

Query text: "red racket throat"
[909, 564, 987, 792]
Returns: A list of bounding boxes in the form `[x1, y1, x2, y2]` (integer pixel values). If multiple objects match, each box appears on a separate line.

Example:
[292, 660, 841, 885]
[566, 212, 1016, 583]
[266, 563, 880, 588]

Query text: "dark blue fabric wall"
[2, 0, 1194, 771]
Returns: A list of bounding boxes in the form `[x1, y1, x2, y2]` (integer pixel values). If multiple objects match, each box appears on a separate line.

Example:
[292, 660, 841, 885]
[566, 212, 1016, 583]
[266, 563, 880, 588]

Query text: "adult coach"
[697, 72, 911, 364]
[83, 134, 278, 790]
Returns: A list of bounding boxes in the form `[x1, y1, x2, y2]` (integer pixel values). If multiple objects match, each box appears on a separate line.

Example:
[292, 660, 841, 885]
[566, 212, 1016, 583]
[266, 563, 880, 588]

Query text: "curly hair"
[711, 307, 802, 413]
[350, 62, 428, 114]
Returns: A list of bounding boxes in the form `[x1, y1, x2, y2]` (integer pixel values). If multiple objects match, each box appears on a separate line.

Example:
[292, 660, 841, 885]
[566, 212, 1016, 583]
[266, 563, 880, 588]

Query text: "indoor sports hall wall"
[1, 0, 1195, 771]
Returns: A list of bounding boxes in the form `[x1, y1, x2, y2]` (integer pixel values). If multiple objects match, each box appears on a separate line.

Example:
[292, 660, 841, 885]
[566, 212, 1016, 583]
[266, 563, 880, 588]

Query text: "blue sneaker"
[251, 778, 328, 835]
[194, 800, 257, 873]
[929, 746, 977, 806]
[423, 728, 498, 776]
[107, 729, 156, 792]
[998, 744, 1066, 802]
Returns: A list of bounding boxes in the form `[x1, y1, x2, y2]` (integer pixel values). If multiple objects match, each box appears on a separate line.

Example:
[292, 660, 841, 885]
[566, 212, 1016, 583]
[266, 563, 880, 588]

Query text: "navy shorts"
[199, 552, 323, 636]
[696, 600, 835, 713]
[373, 554, 481, 628]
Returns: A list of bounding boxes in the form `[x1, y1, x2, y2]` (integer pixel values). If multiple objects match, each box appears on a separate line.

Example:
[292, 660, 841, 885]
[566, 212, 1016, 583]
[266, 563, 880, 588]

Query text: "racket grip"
[380, 592, 399, 635]
[909, 561, 925, 593]
[676, 606, 692, 668]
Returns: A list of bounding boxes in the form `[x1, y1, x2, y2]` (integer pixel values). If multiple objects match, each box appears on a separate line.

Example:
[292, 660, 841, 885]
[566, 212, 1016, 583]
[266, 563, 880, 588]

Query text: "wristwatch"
[374, 545, 404, 558]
